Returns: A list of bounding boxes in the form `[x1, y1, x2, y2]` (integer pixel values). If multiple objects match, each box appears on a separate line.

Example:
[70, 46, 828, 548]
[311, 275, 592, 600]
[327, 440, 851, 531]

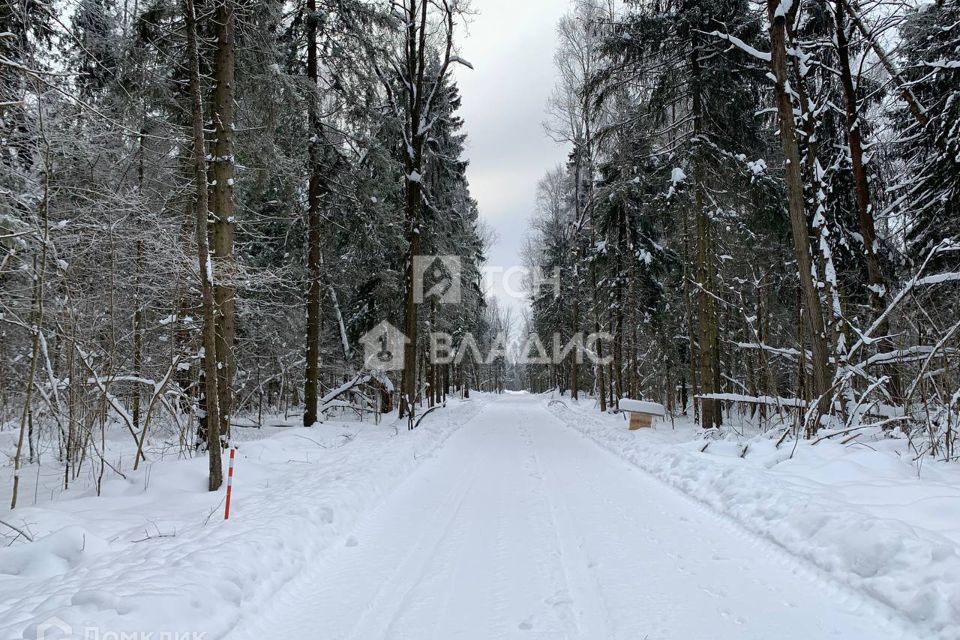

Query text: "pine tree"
[896, 1, 960, 270]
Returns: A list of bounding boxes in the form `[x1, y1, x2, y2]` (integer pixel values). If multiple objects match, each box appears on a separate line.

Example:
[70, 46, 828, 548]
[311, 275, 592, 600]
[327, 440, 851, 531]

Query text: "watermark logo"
[480, 266, 561, 302]
[413, 256, 560, 305]
[359, 321, 408, 371]
[32, 617, 206, 640]
[358, 257, 602, 373]
[429, 331, 614, 366]
[36, 617, 72, 640]
[413, 255, 461, 304]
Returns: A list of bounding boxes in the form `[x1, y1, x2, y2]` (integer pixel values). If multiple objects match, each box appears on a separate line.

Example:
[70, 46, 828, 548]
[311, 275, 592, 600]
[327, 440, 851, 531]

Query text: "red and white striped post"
[224, 447, 236, 520]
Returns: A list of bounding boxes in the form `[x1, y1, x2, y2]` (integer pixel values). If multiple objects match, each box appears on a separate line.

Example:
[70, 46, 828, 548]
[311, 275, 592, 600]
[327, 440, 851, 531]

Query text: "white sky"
[454, 0, 571, 319]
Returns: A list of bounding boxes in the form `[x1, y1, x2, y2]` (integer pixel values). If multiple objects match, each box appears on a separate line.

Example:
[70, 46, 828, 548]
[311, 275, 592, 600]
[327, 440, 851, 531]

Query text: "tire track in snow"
[544, 399, 925, 640]
[521, 414, 618, 640]
[344, 455, 483, 640]
[227, 395, 923, 640]
[515, 422, 580, 638]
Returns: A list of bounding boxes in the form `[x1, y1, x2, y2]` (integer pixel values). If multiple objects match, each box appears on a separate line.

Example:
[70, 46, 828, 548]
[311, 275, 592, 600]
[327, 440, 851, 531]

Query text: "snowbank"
[0, 397, 485, 640]
[547, 399, 960, 640]
[617, 398, 665, 415]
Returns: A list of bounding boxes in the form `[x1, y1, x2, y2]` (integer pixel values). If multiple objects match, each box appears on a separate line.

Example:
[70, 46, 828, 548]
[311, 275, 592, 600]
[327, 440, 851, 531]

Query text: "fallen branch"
[841, 432, 863, 446]
[316, 373, 372, 418]
[811, 416, 910, 446]
[414, 400, 447, 429]
[0, 519, 33, 542]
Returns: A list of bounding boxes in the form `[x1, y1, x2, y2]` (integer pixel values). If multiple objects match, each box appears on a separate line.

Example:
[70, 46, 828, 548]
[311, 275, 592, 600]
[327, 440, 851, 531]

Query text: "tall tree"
[384, 0, 471, 421]
[896, 0, 960, 272]
[303, 0, 324, 426]
[184, 0, 224, 490]
[546, 0, 613, 408]
[586, 0, 771, 426]
[766, 0, 833, 425]
[210, 0, 238, 438]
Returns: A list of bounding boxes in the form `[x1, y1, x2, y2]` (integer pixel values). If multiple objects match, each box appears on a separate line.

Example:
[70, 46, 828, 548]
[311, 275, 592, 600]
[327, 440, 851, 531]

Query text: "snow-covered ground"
[1, 392, 957, 640]
[548, 395, 960, 640]
[0, 397, 485, 640]
[224, 393, 924, 640]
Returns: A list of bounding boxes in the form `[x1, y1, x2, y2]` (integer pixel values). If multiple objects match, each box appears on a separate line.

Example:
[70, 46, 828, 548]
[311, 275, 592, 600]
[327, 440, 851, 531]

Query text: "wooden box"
[619, 398, 665, 430]
[629, 412, 653, 430]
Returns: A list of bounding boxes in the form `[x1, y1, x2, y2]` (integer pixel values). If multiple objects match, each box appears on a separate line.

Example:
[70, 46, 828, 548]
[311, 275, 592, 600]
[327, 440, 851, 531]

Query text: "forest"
[523, 0, 959, 452]
[2, 0, 959, 502]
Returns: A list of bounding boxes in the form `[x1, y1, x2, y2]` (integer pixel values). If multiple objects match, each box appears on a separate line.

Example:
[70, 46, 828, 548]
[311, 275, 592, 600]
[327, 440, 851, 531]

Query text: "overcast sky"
[453, 0, 570, 319]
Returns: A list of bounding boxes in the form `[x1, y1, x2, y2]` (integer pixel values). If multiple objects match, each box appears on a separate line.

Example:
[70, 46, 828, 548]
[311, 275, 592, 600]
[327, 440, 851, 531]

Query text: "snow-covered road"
[227, 393, 917, 640]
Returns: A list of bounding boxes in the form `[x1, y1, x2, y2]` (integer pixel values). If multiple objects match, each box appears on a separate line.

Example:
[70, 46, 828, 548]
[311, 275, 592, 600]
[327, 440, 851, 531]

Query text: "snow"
[450, 55, 474, 70]
[548, 397, 960, 640]
[697, 392, 808, 408]
[667, 168, 687, 199]
[317, 373, 369, 412]
[775, 0, 793, 19]
[617, 398, 665, 415]
[917, 272, 960, 286]
[3, 394, 956, 640]
[0, 397, 485, 640]
[0, 526, 109, 579]
[228, 394, 920, 640]
[707, 31, 771, 62]
[868, 282, 888, 297]
[746, 158, 767, 176]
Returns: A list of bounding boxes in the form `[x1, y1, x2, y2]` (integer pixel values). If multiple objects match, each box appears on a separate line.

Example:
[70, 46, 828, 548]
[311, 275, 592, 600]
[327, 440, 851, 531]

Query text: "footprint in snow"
[699, 585, 724, 599]
[719, 608, 746, 625]
[345, 536, 358, 547]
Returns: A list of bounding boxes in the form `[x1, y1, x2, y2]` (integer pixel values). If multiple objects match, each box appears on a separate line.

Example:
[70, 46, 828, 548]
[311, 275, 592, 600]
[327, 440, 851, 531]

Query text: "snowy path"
[227, 394, 917, 640]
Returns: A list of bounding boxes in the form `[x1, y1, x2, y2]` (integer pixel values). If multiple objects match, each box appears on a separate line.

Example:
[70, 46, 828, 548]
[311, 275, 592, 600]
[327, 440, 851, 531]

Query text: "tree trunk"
[303, 0, 323, 427]
[694, 200, 721, 428]
[133, 126, 146, 433]
[132, 249, 144, 430]
[12, 259, 44, 509]
[767, 1, 833, 426]
[399, 0, 429, 421]
[584, 114, 605, 412]
[64, 320, 78, 490]
[12, 106, 52, 509]
[834, 0, 900, 400]
[184, 0, 223, 491]
[570, 294, 579, 400]
[835, 0, 884, 302]
[592, 258, 606, 410]
[400, 168, 422, 419]
[682, 217, 699, 420]
[614, 209, 626, 404]
[210, 0, 237, 439]
[841, 0, 929, 128]
[691, 43, 722, 428]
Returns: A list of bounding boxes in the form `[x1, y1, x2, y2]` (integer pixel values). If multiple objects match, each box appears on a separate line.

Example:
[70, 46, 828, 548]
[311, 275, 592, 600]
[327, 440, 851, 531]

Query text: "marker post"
[224, 448, 236, 520]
